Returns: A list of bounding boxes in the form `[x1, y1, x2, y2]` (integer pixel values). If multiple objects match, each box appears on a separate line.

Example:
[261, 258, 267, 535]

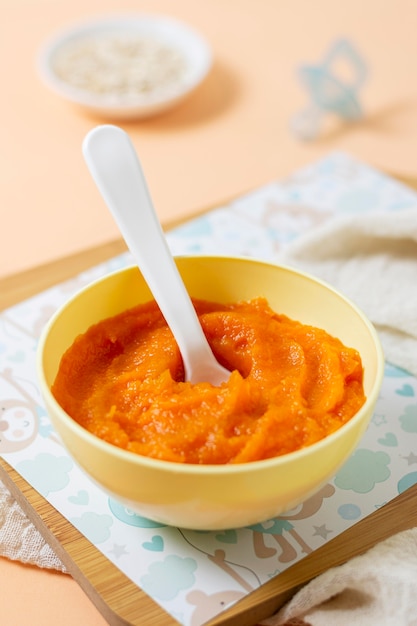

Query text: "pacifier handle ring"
[322, 38, 368, 90]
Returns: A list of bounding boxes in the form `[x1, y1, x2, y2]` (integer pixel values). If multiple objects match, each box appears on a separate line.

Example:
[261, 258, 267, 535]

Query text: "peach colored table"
[2, 0, 417, 623]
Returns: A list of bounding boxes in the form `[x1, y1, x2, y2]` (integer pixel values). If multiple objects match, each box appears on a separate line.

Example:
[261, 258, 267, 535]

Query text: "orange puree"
[52, 298, 365, 464]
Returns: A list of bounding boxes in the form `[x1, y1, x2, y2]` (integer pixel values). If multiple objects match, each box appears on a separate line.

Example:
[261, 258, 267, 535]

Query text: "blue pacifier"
[291, 39, 368, 140]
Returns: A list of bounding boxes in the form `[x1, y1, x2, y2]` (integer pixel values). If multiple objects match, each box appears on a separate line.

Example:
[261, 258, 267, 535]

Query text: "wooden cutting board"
[1, 178, 417, 625]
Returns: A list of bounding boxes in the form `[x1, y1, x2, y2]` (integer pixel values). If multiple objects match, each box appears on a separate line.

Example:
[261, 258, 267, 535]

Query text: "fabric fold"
[278, 208, 417, 377]
[261, 527, 417, 626]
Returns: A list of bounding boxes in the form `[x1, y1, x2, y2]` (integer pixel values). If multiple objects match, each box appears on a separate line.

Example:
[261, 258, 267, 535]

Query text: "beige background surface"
[1, 0, 417, 623]
[2, 0, 417, 281]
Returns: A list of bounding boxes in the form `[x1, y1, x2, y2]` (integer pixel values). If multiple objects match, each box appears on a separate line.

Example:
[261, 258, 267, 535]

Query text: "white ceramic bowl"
[38, 14, 212, 119]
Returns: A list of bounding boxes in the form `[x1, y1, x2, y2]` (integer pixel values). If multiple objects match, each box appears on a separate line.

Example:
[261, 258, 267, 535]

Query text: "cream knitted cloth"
[262, 527, 417, 626]
[0, 479, 66, 571]
[279, 207, 417, 377]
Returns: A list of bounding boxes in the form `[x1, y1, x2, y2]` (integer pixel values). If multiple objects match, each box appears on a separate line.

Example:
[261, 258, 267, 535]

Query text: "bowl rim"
[37, 13, 213, 114]
[36, 255, 385, 475]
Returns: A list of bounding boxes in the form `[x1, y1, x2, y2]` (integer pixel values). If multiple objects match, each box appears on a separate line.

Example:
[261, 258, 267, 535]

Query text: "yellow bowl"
[37, 256, 384, 530]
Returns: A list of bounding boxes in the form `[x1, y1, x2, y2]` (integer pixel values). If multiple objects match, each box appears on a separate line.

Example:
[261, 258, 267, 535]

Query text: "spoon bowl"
[82, 125, 230, 386]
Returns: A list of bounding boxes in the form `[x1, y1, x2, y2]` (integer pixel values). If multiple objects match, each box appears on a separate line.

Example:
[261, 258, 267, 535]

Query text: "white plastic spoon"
[82, 125, 230, 386]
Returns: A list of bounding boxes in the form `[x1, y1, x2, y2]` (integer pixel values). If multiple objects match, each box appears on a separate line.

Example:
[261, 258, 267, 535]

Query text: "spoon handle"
[82, 125, 227, 384]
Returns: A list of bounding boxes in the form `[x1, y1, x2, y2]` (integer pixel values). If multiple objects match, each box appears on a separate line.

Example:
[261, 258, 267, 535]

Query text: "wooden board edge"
[0, 457, 181, 626]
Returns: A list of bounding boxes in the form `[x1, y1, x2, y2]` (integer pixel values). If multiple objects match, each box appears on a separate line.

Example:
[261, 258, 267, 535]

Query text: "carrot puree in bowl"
[52, 297, 365, 464]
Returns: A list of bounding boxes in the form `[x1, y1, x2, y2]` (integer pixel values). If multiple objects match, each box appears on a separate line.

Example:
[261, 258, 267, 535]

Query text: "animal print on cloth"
[0, 479, 66, 571]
